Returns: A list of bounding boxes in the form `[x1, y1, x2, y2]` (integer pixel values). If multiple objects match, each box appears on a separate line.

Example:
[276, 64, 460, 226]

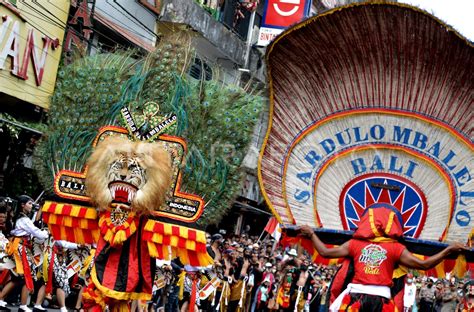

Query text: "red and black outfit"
[83, 212, 155, 311]
[330, 204, 407, 312]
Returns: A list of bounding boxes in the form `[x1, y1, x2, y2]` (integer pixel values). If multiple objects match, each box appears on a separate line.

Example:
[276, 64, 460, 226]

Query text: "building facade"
[0, 1, 69, 196]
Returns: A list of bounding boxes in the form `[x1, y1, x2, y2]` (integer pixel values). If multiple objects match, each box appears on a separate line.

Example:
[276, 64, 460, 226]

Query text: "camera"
[32, 203, 40, 211]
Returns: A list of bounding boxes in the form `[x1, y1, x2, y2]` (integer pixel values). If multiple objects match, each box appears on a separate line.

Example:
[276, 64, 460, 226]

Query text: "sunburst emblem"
[340, 174, 428, 238]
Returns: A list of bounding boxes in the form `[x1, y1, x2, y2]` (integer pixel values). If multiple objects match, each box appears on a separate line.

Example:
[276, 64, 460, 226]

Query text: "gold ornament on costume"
[110, 206, 129, 227]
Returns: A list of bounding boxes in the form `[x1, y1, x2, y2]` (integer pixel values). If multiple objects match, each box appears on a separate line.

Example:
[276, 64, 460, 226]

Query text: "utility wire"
[21, 2, 104, 50]
[110, 0, 160, 39]
[13, 2, 103, 56]
[47, 0, 159, 43]
[23, 1, 141, 54]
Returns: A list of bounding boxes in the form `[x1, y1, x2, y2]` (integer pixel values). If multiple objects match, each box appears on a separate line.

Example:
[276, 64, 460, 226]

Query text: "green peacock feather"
[180, 79, 263, 226]
[34, 51, 138, 194]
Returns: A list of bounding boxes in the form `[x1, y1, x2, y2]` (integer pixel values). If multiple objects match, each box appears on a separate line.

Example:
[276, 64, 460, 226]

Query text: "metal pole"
[87, 0, 96, 55]
[0, 117, 43, 135]
[243, 10, 256, 69]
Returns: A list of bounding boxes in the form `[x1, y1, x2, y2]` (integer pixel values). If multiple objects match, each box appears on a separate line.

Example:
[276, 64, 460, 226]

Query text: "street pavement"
[2, 307, 61, 311]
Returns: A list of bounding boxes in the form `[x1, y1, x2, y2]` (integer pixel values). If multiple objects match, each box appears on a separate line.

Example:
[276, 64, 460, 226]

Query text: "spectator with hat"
[419, 278, 436, 311]
[208, 234, 224, 262]
[441, 282, 458, 312]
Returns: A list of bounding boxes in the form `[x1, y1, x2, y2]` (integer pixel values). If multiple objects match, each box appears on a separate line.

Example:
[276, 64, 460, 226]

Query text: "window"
[189, 57, 213, 81]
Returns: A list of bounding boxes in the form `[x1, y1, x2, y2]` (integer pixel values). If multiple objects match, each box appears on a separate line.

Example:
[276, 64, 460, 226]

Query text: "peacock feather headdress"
[35, 32, 264, 227]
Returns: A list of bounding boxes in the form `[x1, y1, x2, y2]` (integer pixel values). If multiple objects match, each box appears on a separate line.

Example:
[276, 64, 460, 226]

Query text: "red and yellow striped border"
[143, 220, 212, 267]
[42, 201, 99, 244]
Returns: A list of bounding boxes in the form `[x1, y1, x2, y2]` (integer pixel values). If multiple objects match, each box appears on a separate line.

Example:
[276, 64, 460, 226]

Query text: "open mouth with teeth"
[109, 182, 138, 204]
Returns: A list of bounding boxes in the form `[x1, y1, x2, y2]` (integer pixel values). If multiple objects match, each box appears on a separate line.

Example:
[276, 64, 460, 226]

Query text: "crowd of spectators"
[150, 232, 473, 312]
[404, 276, 473, 312]
[151, 231, 337, 312]
[0, 196, 472, 312]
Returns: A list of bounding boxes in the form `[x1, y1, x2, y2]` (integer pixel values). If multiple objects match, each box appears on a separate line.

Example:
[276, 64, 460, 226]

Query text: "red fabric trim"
[126, 234, 139, 293]
[142, 231, 152, 241]
[155, 222, 164, 234]
[46, 248, 55, 294]
[188, 251, 199, 267]
[21, 244, 34, 291]
[51, 226, 60, 240]
[46, 202, 57, 213]
[101, 239, 121, 290]
[78, 207, 87, 218]
[83, 229, 93, 244]
[172, 226, 180, 236]
[140, 231, 153, 295]
[72, 274, 79, 287]
[189, 278, 198, 312]
[330, 259, 351, 304]
[195, 242, 206, 252]
[88, 220, 99, 229]
[178, 237, 186, 249]
[443, 259, 455, 273]
[0, 270, 9, 285]
[188, 229, 196, 241]
[393, 284, 404, 312]
[156, 244, 164, 259]
[66, 227, 76, 242]
[382, 300, 396, 312]
[62, 205, 72, 216]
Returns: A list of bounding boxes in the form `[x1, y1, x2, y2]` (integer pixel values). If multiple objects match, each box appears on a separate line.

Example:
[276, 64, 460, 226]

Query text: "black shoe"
[33, 308, 46, 312]
[0, 307, 10, 312]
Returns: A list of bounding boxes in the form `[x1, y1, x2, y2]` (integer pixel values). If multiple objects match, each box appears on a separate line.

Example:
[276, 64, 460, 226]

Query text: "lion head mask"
[85, 136, 172, 213]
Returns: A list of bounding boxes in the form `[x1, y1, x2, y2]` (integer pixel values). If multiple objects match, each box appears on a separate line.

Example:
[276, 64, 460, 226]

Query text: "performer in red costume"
[299, 204, 468, 312]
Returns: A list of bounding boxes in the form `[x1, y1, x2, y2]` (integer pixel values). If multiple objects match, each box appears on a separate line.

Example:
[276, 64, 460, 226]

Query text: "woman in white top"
[0, 195, 48, 312]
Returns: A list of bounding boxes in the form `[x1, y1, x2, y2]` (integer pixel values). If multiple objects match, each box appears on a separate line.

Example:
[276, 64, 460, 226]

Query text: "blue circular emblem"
[340, 173, 427, 238]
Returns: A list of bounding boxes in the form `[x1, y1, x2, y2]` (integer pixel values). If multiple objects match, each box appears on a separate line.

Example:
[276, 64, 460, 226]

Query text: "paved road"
[3, 307, 61, 311]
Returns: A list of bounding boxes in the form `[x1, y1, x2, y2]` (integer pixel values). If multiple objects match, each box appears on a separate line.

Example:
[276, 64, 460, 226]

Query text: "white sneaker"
[18, 306, 32, 312]
[0, 300, 6, 307]
[60, 307, 68, 312]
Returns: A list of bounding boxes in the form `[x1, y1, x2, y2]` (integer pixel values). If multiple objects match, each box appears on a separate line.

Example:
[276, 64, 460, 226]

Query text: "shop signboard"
[257, 0, 311, 46]
[0, 1, 69, 109]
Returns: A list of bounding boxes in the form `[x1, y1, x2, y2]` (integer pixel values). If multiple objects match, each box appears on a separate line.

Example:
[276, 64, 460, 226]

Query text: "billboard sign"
[0, 1, 69, 109]
[257, 0, 311, 46]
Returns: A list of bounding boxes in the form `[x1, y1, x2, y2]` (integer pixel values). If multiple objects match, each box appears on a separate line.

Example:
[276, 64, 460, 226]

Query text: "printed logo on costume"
[359, 244, 387, 275]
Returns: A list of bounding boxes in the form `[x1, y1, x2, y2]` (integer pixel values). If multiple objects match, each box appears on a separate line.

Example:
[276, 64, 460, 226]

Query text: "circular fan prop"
[259, 3, 473, 243]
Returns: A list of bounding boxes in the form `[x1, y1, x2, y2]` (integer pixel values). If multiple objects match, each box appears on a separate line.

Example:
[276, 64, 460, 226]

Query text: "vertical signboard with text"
[0, 1, 69, 109]
[257, 0, 311, 46]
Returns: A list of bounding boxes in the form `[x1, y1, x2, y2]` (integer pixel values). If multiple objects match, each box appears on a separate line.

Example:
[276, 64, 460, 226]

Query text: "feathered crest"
[35, 51, 139, 194]
[35, 32, 264, 226]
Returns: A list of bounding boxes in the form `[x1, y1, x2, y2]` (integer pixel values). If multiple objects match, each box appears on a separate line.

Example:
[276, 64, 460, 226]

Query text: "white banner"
[257, 27, 284, 46]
